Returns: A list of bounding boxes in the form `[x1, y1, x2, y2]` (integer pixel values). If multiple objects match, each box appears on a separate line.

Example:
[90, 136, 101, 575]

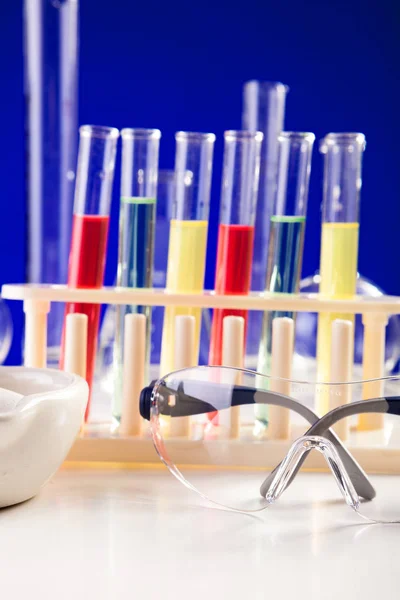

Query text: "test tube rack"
[2, 283, 400, 474]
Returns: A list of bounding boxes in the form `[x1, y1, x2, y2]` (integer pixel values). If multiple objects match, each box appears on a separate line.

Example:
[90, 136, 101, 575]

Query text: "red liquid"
[209, 224, 255, 365]
[60, 214, 110, 420]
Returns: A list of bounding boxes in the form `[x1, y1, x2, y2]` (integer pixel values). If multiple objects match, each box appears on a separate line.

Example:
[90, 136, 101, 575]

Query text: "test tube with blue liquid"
[256, 132, 314, 428]
[113, 128, 161, 421]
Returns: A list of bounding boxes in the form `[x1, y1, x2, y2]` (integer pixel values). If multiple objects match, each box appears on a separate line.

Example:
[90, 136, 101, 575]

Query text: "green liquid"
[113, 197, 156, 420]
[256, 216, 306, 425]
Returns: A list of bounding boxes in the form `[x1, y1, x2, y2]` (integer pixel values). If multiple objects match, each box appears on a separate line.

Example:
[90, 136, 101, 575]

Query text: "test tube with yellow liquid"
[316, 133, 366, 414]
[160, 132, 215, 376]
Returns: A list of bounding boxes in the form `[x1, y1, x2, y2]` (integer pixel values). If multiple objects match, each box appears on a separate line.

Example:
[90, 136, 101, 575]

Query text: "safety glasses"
[140, 366, 400, 523]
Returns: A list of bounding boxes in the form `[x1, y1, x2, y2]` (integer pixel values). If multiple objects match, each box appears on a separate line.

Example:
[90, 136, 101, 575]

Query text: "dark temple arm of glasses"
[140, 382, 376, 501]
[260, 396, 400, 500]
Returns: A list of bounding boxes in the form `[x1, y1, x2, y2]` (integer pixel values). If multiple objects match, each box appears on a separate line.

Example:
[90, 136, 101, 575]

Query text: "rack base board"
[66, 436, 400, 475]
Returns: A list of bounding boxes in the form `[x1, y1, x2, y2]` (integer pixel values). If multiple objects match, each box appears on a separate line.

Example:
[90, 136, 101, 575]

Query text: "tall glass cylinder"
[242, 81, 289, 291]
[316, 133, 366, 411]
[24, 0, 79, 360]
[113, 128, 161, 420]
[256, 132, 314, 426]
[242, 81, 289, 366]
[60, 125, 119, 419]
[209, 130, 263, 366]
[160, 132, 215, 377]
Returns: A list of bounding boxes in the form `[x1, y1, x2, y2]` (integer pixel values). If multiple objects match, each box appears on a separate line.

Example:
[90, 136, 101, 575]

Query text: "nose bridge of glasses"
[259, 401, 377, 501]
[311, 436, 360, 510]
[266, 435, 360, 509]
[265, 437, 312, 503]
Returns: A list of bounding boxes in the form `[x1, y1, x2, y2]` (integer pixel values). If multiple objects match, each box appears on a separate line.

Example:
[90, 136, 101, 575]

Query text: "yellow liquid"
[316, 222, 359, 413]
[160, 220, 208, 376]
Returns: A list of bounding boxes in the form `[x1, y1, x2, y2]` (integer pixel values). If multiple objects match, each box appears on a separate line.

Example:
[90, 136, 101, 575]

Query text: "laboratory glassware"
[60, 125, 119, 419]
[113, 128, 161, 420]
[256, 132, 314, 425]
[209, 130, 263, 366]
[316, 133, 366, 412]
[242, 81, 288, 366]
[159, 132, 215, 376]
[24, 0, 79, 361]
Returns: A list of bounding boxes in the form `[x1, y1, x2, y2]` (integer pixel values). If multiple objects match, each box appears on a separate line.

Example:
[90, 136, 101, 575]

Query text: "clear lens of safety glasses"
[145, 366, 400, 517]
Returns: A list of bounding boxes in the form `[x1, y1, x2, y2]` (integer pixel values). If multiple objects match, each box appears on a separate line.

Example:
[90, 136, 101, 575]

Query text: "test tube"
[242, 82, 289, 367]
[60, 125, 119, 419]
[209, 130, 263, 366]
[256, 131, 314, 426]
[153, 170, 175, 290]
[113, 128, 161, 421]
[242, 81, 289, 292]
[316, 133, 366, 413]
[159, 132, 215, 376]
[151, 170, 176, 368]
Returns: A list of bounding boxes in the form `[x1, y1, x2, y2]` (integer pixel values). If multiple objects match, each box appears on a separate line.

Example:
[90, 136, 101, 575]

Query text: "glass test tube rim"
[244, 79, 290, 93]
[175, 131, 216, 143]
[280, 131, 315, 144]
[224, 129, 264, 143]
[121, 128, 162, 141]
[80, 124, 119, 140]
[320, 132, 366, 153]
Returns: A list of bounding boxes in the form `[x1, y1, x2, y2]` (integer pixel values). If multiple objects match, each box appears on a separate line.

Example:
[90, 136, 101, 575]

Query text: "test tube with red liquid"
[209, 130, 263, 366]
[60, 125, 119, 419]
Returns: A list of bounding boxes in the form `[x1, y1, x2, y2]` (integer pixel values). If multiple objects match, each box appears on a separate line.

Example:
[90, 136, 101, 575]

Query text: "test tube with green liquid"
[256, 132, 314, 427]
[113, 128, 161, 421]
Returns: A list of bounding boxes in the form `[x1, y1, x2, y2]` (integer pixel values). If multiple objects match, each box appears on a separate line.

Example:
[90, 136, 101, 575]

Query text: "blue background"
[1, 0, 399, 364]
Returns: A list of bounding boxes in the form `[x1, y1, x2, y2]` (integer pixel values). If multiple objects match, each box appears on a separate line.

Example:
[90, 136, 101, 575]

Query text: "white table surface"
[1, 465, 399, 600]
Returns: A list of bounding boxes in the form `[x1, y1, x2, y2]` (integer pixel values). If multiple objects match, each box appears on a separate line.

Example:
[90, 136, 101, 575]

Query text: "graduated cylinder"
[242, 81, 289, 292]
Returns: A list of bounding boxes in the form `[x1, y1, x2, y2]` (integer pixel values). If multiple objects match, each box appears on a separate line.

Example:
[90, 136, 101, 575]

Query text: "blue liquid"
[118, 197, 156, 292]
[113, 197, 156, 419]
[256, 216, 306, 425]
[266, 216, 305, 311]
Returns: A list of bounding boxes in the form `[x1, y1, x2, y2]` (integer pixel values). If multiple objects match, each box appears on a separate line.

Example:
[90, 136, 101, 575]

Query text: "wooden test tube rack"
[2, 283, 400, 474]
